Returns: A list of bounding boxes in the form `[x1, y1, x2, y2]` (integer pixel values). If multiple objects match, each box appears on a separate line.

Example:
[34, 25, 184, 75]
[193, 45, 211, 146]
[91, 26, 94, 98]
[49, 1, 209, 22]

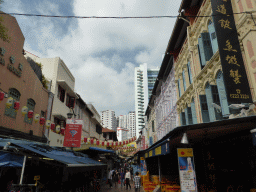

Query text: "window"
[58, 85, 65, 102]
[180, 112, 186, 126]
[208, 20, 218, 54]
[211, 85, 222, 121]
[177, 79, 181, 98]
[182, 70, 186, 91]
[54, 117, 66, 131]
[5, 88, 21, 118]
[199, 95, 210, 123]
[191, 98, 197, 124]
[198, 33, 213, 69]
[152, 120, 155, 132]
[187, 61, 193, 84]
[187, 107, 193, 125]
[66, 94, 75, 108]
[24, 99, 36, 124]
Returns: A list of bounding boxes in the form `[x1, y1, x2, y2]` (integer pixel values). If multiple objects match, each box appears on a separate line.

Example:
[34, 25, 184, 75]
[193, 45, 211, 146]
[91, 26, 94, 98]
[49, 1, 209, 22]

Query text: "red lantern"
[91, 139, 94, 144]
[39, 117, 45, 125]
[102, 141, 104, 146]
[84, 137, 87, 143]
[0, 92, 4, 102]
[119, 142, 121, 146]
[123, 141, 125, 145]
[60, 128, 65, 135]
[116, 141, 118, 146]
[14, 101, 20, 111]
[126, 140, 128, 144]
[107, 142, 109, 147]
[28, 110, 34, 119]
[96, 140, 99, 145]
[50, 123, 55, 131]
[111, 142, 114, 147]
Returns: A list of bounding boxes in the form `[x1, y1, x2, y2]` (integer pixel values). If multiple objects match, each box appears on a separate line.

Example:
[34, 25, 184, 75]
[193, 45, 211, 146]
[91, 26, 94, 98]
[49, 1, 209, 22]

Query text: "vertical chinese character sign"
[211, 0, 252, 104]
[177, 148, 198, 192]
[63, 122, 82, 148]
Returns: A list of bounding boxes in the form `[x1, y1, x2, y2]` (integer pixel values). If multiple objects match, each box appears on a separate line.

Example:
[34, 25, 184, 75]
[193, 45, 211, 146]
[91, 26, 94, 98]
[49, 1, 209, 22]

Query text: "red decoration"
[102, 141, 104, 146]
[96, 140, 99, 145]
[0, 92, 4, 102]
[107, 142, 109, 147]
[14, 101, 20, 111]
[111, 142, 114, 147]
[60, 128, 65, 135]
[39, 117, 45, 125]
[116, 141, 118, 146]
[28, 110, 34, 119]
[123, 141, 125, 145]
[126, 140, 128, 144]
[119, 142, 121, 146]
[50, 123, 55, 131]
[84, 137, 87, 143]
[91, 139, 94, 144]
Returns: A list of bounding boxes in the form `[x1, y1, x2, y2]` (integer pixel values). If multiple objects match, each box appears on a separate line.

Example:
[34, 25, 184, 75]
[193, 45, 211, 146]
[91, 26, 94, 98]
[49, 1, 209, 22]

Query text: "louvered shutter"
[187, 107, 193, 125]
[208, 20, 218, 54]
[178, 79, 181, 98]
[216, 72, 230, 116]
[198, 33, 213, 67]
[182, 70, 186, 91]
[191, 99, 197, 124]
[211, 85, 223, 121]
[205, 84, 216, 122]
[184, 107, 189, 125]
[199, 95, 210, 123]
[187, 61, 193, 84]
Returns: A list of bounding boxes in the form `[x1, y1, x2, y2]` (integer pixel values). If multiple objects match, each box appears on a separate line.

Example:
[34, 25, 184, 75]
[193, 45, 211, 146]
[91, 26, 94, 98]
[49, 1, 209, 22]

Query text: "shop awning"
[89, 147, 115, 153]
[0, 139, 106, 169]
[0, 151, 23, 167]
[144, 139, 170, 158]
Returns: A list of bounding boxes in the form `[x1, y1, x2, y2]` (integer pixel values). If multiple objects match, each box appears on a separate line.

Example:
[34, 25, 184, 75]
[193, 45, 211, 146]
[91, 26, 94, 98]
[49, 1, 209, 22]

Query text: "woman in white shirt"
[125, 169, 131, 190]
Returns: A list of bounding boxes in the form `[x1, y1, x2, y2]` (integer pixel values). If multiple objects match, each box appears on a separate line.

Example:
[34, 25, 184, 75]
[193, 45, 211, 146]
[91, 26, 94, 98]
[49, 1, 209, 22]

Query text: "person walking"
[112, 169, 119, 187]
[120, 169, 125, 188]
[133, 172, 141, 192]
[107, 168, 113, 188]
[125, 169, 131, 190]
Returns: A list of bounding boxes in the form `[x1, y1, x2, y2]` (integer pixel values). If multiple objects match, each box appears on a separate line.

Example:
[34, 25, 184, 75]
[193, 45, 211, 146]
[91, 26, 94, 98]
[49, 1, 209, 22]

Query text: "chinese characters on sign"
[210, 0, 252, 104]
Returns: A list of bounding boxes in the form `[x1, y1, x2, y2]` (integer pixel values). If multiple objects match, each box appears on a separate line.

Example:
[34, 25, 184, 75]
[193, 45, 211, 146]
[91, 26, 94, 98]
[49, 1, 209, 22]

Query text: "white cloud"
[3, 0, 182, 115]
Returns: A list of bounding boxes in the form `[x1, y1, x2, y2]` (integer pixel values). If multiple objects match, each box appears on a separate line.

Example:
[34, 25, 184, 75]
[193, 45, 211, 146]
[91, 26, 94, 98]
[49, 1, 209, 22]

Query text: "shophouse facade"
[0, 13, 49, 142]
[25, 51, 78, 146]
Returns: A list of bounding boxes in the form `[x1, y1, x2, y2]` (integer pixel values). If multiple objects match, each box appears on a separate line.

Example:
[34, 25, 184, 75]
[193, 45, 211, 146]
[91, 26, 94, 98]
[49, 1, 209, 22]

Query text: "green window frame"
[5, 88, 20, 118]
[24, 99, 36, 124]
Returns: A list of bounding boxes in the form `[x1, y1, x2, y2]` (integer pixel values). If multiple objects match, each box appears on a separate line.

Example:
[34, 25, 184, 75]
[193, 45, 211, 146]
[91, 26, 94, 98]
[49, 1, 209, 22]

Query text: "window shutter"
[208, 20, 218, 54]
[181, 112, 186, 126]
[199, 95, 210, 123]
[187, 107, 193, 125]
[205, 84, 216, 122]
[184, 107, 189, 125]
[198, 33, 213, 67]
[182, 70, 186, 91]
[191, 99, 197, 124]
[216, 72, 230, 116]
[211, 85, 223, 121]
[178, 79, 181, 98]
[187, 61, 193, 84]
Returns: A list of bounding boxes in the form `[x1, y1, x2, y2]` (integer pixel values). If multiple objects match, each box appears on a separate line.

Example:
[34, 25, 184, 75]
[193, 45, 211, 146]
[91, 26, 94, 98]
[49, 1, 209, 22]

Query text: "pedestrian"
[107, 168, 113, 188]
[120, 168, 125, 188]
[112, 169, 119, 187]
[133, 172, 141, 192]
[130, 167, 134, 182]
[125, 169, 131, 190]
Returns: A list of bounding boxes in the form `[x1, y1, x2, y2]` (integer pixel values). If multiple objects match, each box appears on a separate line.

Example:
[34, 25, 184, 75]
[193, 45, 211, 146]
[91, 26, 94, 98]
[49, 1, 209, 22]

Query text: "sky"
[2, 0, 182, 116]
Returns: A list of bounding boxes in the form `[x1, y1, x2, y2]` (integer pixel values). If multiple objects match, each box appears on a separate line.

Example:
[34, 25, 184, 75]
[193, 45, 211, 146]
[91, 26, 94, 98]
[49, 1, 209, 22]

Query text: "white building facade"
[128, 111, 136, 138]
[135, 63, 159, 137]
[25, 51, 77, 147]
[117, 127, 129, 141]
[101, 110, 117, 131]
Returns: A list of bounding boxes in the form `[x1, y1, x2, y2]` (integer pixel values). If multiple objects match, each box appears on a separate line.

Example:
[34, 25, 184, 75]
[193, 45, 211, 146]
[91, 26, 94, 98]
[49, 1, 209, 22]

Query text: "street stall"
[142, 115, 256, 192]
[0, 138, 107, 192]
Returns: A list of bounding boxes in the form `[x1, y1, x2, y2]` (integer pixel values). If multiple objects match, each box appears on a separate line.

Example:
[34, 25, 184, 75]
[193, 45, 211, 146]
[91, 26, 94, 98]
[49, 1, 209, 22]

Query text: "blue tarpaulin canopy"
[0, 151, 23, 167]
[89, 147, 115, 153]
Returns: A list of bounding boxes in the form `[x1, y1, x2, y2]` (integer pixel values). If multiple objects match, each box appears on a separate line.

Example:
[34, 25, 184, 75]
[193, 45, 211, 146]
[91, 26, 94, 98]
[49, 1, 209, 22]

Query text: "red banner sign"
[63, 124, 82, 148]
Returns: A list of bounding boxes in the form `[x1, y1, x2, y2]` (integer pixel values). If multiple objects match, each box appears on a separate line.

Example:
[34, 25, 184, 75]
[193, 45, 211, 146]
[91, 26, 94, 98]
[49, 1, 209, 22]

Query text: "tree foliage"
[0, 0, 11, 43]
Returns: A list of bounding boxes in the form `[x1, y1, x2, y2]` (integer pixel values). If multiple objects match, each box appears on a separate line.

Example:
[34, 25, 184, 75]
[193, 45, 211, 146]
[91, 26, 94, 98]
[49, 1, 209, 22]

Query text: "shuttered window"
[24, 99, 36, 124]
[191, 98, 197, 124]
[205, 83, 215, 122]
[199, 95, 210, 123]
[177, 79, 181, 98]
[5, 88, 20, 118]
[182, 70, 186, 91]
[187, 107, 193, 125]
[208, 20, 218, 54]
[180, 112, 186, 126]
[216, 71, 230, 116]
[187, 61, 193, 84]
[198, 33, 213, 69]
[211, 85, 223, 121]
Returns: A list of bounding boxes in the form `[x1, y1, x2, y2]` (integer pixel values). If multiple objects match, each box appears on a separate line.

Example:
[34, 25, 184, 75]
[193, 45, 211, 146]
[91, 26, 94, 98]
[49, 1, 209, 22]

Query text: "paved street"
[99, 180, 144, 192]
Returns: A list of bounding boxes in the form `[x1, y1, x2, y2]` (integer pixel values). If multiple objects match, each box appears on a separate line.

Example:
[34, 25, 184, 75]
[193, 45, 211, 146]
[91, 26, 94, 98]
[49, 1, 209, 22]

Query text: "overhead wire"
[0, 11, 255, 19]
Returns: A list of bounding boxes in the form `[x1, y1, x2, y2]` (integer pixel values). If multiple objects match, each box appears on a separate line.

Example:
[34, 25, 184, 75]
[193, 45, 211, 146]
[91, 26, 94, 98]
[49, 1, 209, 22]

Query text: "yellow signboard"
[34, 175, 40, 180]
[177, 148, 193, 157]
[155, 146, 161, 155]
[145, 153, 148, 158]
[149, 150, 152, 157]
[140, 157, 145, 160]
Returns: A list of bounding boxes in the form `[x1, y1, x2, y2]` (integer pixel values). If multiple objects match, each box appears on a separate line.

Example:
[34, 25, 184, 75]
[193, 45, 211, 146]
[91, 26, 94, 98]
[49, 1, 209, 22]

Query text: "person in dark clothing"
[125, 169, 131, 190]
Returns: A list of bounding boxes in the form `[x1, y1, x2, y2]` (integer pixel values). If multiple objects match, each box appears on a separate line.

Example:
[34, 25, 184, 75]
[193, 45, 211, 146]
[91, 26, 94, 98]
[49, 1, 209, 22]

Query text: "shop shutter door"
[199, 95, 210, 123]
[216, 72, 230, 116]
[191, 100, 197, 124]
[205, 84, 216, 122]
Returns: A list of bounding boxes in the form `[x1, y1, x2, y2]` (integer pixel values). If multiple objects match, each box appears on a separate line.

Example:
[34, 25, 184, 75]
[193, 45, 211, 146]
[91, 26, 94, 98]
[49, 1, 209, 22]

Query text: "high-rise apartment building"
[101, 110, 117, 131]
[135, 63, 159, 137]
[128, 111, 136, 138]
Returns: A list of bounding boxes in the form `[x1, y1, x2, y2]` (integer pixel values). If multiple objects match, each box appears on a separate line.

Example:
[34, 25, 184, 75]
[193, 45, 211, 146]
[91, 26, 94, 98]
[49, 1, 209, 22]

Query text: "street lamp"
[67, 107, 76, 119]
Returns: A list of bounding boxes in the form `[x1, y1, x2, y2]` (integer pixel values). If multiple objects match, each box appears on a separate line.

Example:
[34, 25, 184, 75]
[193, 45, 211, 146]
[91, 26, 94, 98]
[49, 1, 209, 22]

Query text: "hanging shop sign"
[211, 0, 252, 104]
[63, 123, 82, 148]
[177, 148, 198, 192]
